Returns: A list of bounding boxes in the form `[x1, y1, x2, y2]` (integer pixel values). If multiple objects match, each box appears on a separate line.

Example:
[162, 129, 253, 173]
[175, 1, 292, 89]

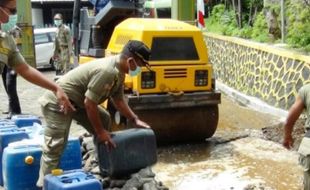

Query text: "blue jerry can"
[0, 119, 16, 127]
[0, 128, 29, 185]
[2, 137, 82, 189]
[2, 144, 42, 190]
[44, 169, 102, 190]
[59, 137, 82, 170]
[11, 114, 42, 127]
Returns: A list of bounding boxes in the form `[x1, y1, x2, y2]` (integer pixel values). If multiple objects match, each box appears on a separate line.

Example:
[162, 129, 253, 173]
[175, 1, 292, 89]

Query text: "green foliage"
[264, 4, 280, 15]
[205, 1, 310, 52]
[234, 26, 253, 39]
[286, 3, 310, 51]
[251, 12, 269, 42]
[205, 19, 224, 34]
[209, 4, 225, 24]
[206, 4, 238, 35]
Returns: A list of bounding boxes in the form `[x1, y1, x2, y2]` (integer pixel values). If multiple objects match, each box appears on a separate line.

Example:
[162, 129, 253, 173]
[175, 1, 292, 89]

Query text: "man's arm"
[14, 63, 75, 113]
[283, 95, 305, 149]
[112, 97, 150, 128]
[84, 97, 116, 148]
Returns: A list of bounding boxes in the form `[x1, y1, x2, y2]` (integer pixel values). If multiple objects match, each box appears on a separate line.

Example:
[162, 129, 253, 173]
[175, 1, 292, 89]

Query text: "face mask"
[54, 19, 62, 27]
[129, 59, 141, 77]
[1, 14, 17, 32]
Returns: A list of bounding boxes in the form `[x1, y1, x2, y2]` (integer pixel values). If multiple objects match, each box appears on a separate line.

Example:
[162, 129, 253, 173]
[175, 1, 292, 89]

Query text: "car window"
[35, 33, 49, 44]
[150, 37, 199, 61]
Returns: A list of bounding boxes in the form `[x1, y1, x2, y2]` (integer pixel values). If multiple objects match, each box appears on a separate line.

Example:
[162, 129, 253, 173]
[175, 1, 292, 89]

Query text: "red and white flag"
[197, 0, 205, 29]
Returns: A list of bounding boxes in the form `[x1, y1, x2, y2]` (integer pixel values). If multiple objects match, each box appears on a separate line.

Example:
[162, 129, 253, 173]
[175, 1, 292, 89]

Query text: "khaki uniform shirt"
[299, 84, 310, 129]
[0, 31, 25, 73]
[54, 24, 72, 56]
[39, 55, 125, 108]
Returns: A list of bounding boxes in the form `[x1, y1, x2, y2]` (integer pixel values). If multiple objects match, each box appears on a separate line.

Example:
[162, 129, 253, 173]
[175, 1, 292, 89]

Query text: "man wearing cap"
[36, 40, 152, 187]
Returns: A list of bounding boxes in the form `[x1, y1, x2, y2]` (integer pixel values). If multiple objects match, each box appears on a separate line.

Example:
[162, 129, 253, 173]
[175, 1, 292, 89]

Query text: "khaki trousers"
[55, 47, 70, 74]
[36, 103, 111, 187]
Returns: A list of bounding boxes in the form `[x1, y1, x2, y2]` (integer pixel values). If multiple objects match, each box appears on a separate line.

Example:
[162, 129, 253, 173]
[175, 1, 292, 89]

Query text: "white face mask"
[128, 59, 141, 77]
[129, 65, 141, 77]
[54, 19, 62, 27]
[1, 14, 17, 32]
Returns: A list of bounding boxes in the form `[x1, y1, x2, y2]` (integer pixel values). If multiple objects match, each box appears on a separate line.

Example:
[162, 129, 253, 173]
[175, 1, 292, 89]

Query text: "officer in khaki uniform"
[53, 13, 72, 75]
[2, 26, 23, 119]
[0, 0, 74, 114]
[283, 84, 310, 190]
[0, 31, 24, 74]
[36, 40, 152, 187]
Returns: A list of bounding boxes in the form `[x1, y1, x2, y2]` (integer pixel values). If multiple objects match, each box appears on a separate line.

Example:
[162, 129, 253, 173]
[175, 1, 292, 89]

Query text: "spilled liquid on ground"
[153, 137, 302, 190]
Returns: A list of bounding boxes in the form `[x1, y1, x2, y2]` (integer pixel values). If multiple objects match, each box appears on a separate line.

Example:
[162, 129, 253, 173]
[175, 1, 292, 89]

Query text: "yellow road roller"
[73, 1, 221, 143]
[89, 18, 221, 143]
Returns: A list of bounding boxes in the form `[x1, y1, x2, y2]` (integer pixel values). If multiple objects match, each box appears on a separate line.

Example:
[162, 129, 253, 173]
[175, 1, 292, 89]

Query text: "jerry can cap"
[24, 155, 34, 165]
[51, 169, 63, 176]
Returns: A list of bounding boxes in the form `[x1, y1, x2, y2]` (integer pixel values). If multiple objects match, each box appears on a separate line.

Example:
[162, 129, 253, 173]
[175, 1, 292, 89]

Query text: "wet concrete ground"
[153, 95, 303, 189]
[0, 70, 304, 190]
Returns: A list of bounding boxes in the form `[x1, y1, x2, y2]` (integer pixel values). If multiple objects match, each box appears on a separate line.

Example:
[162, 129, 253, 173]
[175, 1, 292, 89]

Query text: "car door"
[34, 32, 54, 68]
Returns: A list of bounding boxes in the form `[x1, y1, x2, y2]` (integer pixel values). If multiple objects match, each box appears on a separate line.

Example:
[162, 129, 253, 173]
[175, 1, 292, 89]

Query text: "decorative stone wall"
[205, 33, 310, 110]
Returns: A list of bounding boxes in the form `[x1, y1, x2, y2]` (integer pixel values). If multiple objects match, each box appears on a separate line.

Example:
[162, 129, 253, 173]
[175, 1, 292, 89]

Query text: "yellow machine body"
[107, 18, 212, 93]
[80, 18, 221, 144]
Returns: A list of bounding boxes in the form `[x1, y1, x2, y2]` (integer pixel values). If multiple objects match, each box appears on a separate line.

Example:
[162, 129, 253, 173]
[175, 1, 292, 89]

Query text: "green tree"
[286, 2, 310, 51]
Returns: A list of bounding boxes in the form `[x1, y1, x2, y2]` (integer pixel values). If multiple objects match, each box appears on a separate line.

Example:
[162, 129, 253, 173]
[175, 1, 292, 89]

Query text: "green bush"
[251, 12, 269, 42]
[205, 1, 310, 52]
[210, 4, 225, 22]
[234, 26, 253, 39]
[286, 3, 310, 51]
[206, 4, 238, 35]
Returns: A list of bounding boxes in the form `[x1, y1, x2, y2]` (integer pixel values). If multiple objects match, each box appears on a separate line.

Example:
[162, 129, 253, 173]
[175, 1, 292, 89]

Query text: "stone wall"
[205, 33, 310, 110]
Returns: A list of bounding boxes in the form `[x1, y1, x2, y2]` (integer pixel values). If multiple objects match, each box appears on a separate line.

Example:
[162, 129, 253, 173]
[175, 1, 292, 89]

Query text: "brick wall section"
[204, 33, 310, 110]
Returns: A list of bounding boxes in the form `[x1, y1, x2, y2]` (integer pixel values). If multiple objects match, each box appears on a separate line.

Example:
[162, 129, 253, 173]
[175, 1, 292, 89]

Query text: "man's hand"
[55, 87, 76, 114]
[98, 129, 116, 150]
[133, 118, 150, 129]
[283, 134, 294, 149]
[14, 63, 76, 114]
[282, 96, 304, 150]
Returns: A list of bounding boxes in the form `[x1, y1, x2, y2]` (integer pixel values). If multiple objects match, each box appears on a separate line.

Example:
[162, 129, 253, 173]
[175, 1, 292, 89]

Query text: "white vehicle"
[34, 27, 57, 69]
